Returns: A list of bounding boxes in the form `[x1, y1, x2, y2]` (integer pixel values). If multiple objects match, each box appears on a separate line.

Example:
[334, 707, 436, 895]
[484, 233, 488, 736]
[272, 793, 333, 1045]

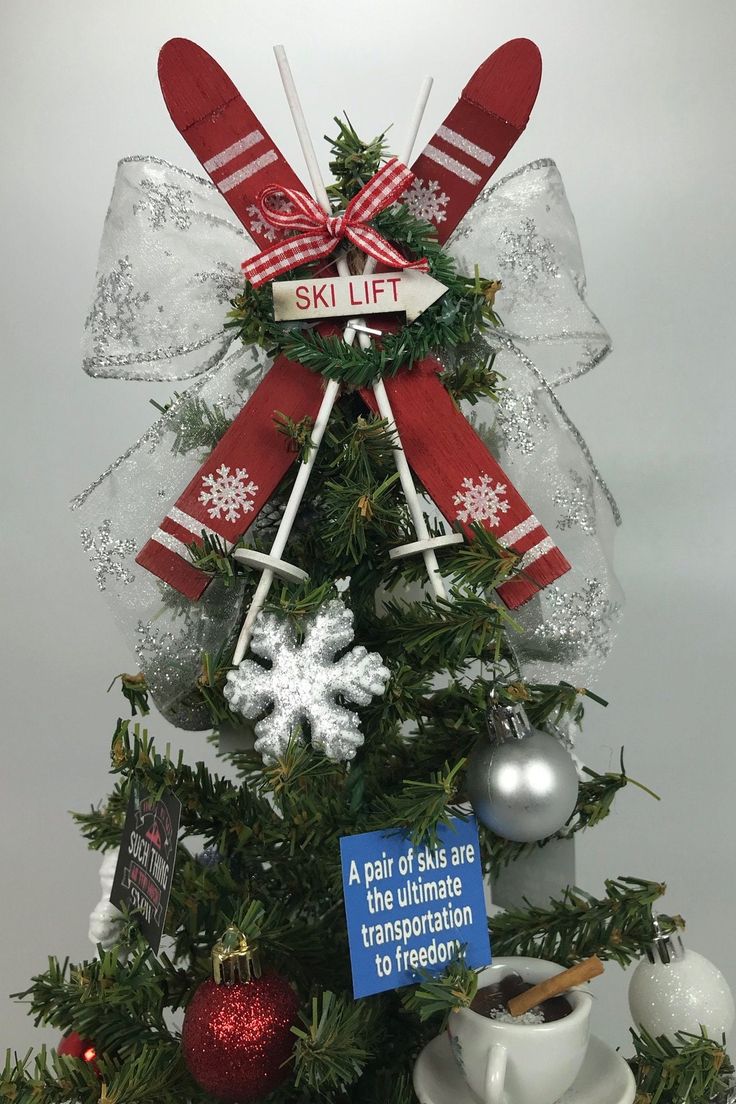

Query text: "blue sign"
[340, 816, 491, 998]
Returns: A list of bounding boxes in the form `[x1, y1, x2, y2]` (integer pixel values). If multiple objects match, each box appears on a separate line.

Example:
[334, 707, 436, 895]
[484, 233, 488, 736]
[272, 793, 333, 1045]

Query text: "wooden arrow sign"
[271, 270, 447, 323]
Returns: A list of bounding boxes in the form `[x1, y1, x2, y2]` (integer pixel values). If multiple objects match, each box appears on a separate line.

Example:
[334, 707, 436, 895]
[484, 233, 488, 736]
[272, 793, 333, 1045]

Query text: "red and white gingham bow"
[241, 158, 430, 287]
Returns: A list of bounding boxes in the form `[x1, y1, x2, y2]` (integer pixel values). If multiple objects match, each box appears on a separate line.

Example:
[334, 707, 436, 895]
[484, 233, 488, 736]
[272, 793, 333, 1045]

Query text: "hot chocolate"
[470, 970, 572, 1024]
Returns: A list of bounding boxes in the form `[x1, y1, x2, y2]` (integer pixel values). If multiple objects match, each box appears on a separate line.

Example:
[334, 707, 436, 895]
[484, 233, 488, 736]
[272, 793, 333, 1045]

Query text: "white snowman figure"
[88, 848, 124, 952]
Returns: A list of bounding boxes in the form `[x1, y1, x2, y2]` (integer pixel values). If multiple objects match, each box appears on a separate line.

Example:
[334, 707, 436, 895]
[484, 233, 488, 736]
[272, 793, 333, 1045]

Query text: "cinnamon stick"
[507, 956, 604, 1018]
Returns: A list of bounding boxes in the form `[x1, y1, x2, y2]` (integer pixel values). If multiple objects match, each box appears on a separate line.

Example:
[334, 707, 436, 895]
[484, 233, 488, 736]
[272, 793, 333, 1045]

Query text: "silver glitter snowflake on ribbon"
[81, 519, 138, 590]
[553, 469, 598, 536]
[85, 257, 151, 351]
[133, 178, 195, 231]
[224, 599, 390, 763]
[497, 215, 560, 285]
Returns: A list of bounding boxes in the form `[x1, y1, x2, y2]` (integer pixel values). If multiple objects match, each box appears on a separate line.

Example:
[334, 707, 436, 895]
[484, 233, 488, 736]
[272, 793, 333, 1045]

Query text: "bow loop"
[258, 184, 324, 230]
[242, 158, 429, 287]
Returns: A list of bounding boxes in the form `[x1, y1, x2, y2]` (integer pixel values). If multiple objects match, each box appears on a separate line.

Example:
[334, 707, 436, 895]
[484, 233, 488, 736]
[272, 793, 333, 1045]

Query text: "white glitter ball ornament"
[629, 924, 735, 1042]
[224, 599, 390, 763]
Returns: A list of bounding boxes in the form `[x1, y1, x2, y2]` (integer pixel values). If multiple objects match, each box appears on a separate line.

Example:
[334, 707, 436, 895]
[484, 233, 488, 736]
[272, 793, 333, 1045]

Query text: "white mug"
[447, 957, 592, 1104]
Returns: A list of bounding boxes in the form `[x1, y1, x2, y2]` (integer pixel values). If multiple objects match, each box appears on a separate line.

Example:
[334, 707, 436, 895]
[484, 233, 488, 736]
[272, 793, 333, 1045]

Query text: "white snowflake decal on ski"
[452, 473, 511, 527]
[402, 178, 450, 225]
[224, 599, 390, 763]
[199, 464, 258, 523]
[246, 204, 280, 243]
[246, 195, 294, 243]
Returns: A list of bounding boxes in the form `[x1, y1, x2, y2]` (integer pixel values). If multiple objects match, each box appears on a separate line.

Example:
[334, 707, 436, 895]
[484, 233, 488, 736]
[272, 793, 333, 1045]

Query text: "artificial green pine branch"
[402, 956, 479, 1025]
[490, 877, 684, 967]
[73, 788, 130, 851]
[273, 411, 316, 461]
[224, 280, 276, 348]
[378, 592, 510, 670]
[13, 951, 175, 1053]
[261, 738, 349, 827]
[108, 672, 150, 717]
[105, 721, 277, 851]
[322, 471, 405, 563]
[253, 743, 358, 893]
[150, 393, 232, 458]
[93, 1043, 201, 1104]
[440, 351, 503, 405]
[365, 1071, 416, 1104]
[324, 414, 400, 482]
[628, 1026, 734, 1104]
[197, 646, 248, 727]
[0, 1045, 199, 1104]
[371, 760, 468, 845]
[440, 522, 520, 591]
[361, 660, 435, 731]
[292, 991, 374, 1093]
[184, 532, 255, 583]
[520, 680, 608, 725]
[1, 1047, 99, 1104]
[269, 578, 340, 621]
[326, 116, 389, 206]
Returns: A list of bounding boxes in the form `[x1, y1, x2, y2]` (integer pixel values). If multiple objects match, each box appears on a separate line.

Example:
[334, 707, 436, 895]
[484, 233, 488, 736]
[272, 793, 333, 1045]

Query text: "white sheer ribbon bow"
[73, 155, 622, 729]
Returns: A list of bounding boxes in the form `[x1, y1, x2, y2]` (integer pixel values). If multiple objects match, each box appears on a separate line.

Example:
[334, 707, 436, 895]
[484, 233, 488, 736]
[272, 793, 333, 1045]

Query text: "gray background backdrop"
[1, 0, 734, 1055]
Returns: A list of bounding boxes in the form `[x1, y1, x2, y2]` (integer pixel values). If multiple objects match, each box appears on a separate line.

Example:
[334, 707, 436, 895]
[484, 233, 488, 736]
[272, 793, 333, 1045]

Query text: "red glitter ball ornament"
[182, 973, 299, 1102]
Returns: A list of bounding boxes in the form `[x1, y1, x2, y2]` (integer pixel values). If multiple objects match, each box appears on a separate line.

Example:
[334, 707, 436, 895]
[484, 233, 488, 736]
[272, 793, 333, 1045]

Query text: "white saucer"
[413, 1031, 636, 1104]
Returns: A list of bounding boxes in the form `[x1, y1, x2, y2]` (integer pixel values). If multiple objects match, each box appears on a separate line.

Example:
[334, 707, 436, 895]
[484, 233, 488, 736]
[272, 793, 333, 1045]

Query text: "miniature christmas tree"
[3, 36, 734, 1104]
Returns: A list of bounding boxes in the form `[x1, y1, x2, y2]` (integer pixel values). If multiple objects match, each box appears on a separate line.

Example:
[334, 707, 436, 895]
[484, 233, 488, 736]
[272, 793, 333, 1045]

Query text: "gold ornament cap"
[212, 925, 262, 985]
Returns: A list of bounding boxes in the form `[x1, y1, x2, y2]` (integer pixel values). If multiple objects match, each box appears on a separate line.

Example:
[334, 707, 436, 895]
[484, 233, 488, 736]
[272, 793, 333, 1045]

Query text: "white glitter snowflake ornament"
[224, 599, 390, 763]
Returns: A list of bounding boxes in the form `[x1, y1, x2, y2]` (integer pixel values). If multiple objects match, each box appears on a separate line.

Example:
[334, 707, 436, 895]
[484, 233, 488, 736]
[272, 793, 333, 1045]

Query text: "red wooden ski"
[362, 358, 570, 607]
[158, 38, 305, 247]
[407, 38, 542, 242]
[136, 354, 325, 599]
[138, 41, 328, 596]
[370, 39, 569, 606]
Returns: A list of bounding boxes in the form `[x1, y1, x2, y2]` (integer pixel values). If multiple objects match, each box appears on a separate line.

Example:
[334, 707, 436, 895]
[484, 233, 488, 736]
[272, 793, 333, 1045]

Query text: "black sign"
[110, 787, 181, 954]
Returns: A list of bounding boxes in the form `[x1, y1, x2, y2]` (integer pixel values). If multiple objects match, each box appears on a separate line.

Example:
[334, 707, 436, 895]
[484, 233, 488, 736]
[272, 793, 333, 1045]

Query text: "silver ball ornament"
[466, 700, 579, 842]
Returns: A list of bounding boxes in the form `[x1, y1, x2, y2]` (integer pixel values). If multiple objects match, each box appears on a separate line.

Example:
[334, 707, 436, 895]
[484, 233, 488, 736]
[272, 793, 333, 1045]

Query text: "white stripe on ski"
[423, 144, 481, 185]
[499, 514, 542, 548]
[151, 528, 193, 560]
[168, 507, 232, 548]
[436, 125, 495, 166]
[219, 150, 279, 192]
[203, 130, 264, 172]
[517, 536, 556, 570]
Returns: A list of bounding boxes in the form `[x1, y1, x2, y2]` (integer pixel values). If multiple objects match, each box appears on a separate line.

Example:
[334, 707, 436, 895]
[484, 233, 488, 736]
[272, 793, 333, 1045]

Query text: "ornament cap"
[212, 925, 262, 985]
[644, 918, 685, 965]
[486, 694, 533, 743]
